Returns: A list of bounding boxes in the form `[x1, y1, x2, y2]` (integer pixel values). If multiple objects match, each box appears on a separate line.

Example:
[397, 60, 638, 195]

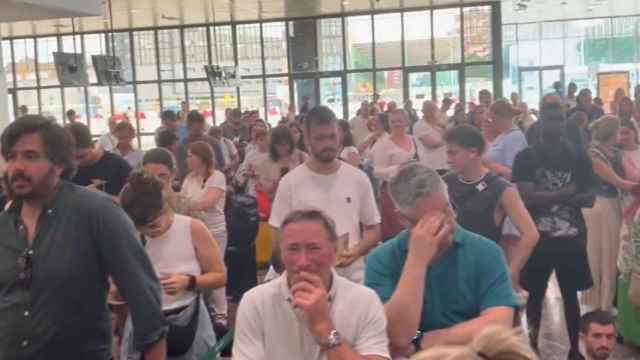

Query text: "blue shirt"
[365, 226, 518, 333]
[486, 127, 528, 168]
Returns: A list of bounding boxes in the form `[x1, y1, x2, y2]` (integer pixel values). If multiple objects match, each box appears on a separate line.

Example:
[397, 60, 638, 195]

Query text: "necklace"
[457, 172, 486, 185]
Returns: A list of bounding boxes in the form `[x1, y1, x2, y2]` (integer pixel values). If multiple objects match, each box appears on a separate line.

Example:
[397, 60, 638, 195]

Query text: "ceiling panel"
[502, 0, 640, 24]
[0, 0, 499, 37]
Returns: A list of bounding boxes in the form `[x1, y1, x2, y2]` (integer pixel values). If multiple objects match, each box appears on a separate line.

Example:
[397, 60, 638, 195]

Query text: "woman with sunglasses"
[119, 170, 226, 360]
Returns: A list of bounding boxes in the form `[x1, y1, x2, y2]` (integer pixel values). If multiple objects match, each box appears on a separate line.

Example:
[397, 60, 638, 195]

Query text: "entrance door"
[519, 66, 564, 110]
[293, 75, 345, 119]
[406, 67, 461, 115]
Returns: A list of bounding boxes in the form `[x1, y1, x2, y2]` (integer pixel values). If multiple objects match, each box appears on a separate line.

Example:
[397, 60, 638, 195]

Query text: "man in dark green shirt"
[0, 115, 167, 360]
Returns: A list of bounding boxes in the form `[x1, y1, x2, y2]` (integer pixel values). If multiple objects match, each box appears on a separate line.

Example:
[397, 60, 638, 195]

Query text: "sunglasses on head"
[16, 248, 33, 288]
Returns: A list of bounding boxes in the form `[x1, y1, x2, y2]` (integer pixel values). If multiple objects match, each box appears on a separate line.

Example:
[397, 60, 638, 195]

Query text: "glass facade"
[503, 16, 640, 111]
[3, 3, 499, 148]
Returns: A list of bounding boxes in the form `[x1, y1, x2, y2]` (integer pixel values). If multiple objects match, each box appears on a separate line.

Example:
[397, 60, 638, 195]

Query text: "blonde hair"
[590, 115, 620, 144]
[412, 327, 539, 360]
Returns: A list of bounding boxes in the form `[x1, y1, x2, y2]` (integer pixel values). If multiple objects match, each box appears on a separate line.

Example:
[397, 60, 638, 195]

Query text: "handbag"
[166, 295, 201, 356]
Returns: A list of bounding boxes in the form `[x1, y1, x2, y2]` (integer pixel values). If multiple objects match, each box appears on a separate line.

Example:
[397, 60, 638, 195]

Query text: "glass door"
[435, 69, 460, 116]
[319, 77, 344, 119]
[541, 67, 563, 96]
[519, 69, 541, 111]
[407, 71, 433, 111]
[293, 78, 317, 115]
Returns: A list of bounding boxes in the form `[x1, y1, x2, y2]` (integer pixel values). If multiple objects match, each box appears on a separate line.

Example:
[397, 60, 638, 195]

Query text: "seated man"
[580, 311, 617, 360]
[233, 209, 390, 360]
[365, 162, 518, 357]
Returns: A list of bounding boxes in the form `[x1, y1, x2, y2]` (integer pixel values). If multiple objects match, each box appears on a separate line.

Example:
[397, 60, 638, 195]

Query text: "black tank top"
[444, 172, 511, 242]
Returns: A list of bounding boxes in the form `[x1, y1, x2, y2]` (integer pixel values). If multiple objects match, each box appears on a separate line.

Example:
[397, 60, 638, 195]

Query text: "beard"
[312, 147, 337, 163]
[9, 166, 58, 201]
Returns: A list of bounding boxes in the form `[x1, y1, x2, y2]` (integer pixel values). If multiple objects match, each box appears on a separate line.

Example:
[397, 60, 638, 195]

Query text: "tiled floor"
[521, 274, 640, 360]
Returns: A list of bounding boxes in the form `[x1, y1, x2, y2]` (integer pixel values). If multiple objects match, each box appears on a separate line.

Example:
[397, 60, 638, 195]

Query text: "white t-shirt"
[269, 162, 381, 283]
[233, 271, 390, 360]
[180, 170, 227, 237]
[413, 119, 448, 170]
[97, 133, 117, 152]
[220, 138, 238, 166]
[371, 135, 416, 182]
[350, 115, 371, 147]
[112, 148, 145, 169]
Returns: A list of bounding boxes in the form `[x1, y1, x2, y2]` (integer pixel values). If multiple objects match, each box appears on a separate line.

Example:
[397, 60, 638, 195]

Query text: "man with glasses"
[0, 115, 167, 360]
[365, 162, 518, 358]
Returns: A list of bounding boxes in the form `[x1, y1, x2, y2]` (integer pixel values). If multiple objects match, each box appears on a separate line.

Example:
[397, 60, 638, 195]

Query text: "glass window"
[2, 40, 14, 87]
[137, 83, 161, 134]
[184, 27, 209, 79]
[347, 72, 373, 118]
[13, 39, 37, 87]
[211, 25, 235, 67]
[346, 15, 373, 70]
[40, 88, 63, 121]
[236, 23, 263, 76]
[84, 33, 107, 84]
[262, 22, 288, 74]
[517, 23, 540, 68]
[133, 31, 158, 81]
[16, 89, 38, 115]
[403, 10, 431, 66]
[61, 35, 82, 52]
[376, 70, 403, 109]
[465, 65, 493, 104]
[463, 6, 492, 63]
[320, 77, 344, 120]
[87, 86, 112, 136]
[158, 29, 184, 80]
[374, 13, 402, 68]
[433, 8, 461, 64]
[112, 85, 136, 127]
[289, 19, 317, 73]
[612, 17, 636, 64]
[107, 32, 133, 83]
[187, 81, 213, 124]
[214, 86, 237, 124]
[317, 18, 344, 71]
[265, 77, 290, 125]
[37, 37, 59, 86]
[240, 78, 265, 118]
[161, 82, 186, 113]
[435, 70, 460, 110]
[140, 135, 156, 151]
[64, 87, 88, 125]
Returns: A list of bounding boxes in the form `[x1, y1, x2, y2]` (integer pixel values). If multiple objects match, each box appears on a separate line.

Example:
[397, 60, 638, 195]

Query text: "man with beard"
[233, 210, 389, 359]
[269, 106, 381, 283]
[0, 116, 167, 360]
[580, 311, 617, 360]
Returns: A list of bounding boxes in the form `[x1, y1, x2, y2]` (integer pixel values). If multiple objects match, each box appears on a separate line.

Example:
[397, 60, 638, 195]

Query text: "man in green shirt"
[365, 162, 518, 358]
[0, 116, 167, 360]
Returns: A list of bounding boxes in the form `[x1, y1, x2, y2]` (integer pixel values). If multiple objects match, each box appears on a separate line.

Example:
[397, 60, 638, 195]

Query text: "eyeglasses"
[16, 248, 33, 288]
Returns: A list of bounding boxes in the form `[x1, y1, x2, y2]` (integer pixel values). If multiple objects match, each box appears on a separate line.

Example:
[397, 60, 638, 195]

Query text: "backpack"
[225, 193, 259, 249]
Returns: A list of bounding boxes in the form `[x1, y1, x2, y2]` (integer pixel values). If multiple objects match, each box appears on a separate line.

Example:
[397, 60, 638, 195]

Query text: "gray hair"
[389, 162, 447, 211]
[281, 209, 338, 244]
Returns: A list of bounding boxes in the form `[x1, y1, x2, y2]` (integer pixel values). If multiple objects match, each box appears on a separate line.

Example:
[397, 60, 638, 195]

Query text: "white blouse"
[371, 135, 416, 181]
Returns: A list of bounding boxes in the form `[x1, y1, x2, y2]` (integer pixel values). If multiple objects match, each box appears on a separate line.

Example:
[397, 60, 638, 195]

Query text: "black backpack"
[225, 193, 259, 249]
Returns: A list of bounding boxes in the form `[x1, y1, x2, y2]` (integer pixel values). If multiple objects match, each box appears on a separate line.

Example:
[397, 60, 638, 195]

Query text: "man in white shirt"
[350, 101, 371, 147]
[270, 106, 381, 283]
[234, 209, 389, 360]
[96, 116, 118, 152]
[413, 101, 448, 173]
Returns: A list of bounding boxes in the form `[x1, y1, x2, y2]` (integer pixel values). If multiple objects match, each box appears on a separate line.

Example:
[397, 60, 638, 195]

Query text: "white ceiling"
[0, 0, 494, 37]
[502, 0, 640, 24]
[1, 0, 639, 37]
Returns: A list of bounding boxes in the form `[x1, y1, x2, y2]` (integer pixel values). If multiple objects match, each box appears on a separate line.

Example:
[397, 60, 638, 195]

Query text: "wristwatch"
[320, 329, 342, 350]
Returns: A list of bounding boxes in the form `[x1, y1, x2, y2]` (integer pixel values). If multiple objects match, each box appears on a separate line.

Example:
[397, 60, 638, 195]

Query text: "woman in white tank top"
[119, 170, 227, 360]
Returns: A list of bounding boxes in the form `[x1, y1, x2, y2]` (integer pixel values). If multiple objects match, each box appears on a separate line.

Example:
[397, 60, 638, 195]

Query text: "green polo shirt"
[365, 226, 518, 333]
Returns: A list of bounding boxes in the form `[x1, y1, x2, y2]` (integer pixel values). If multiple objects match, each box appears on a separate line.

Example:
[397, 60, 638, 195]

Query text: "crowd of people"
[1, 84, 640, 360]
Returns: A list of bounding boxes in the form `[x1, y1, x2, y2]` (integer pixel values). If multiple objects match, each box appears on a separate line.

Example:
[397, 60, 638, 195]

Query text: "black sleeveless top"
[444, 172, 511, 242]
